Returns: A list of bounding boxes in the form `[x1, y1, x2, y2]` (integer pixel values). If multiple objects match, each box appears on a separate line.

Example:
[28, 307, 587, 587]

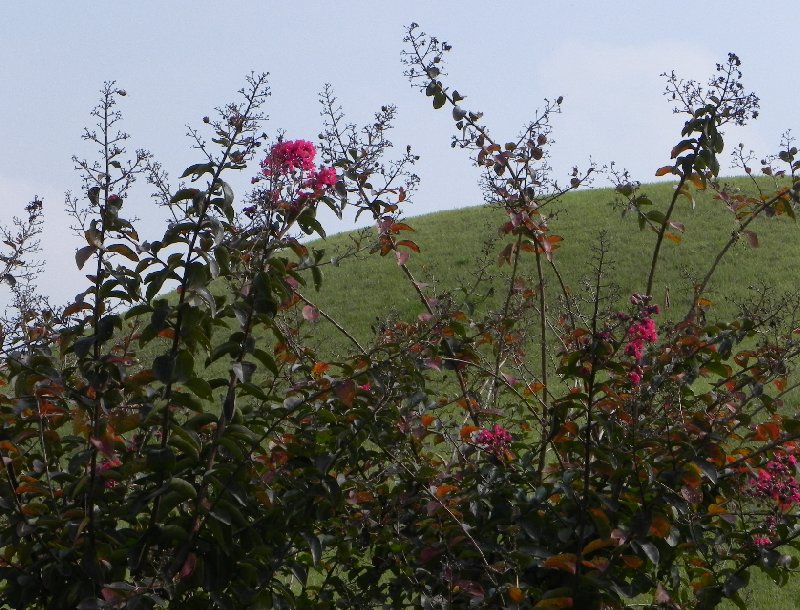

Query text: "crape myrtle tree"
[1, 23, 800, 610]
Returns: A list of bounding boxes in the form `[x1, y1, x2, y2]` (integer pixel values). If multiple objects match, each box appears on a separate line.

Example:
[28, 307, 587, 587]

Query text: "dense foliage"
[1, 24, 800, 609]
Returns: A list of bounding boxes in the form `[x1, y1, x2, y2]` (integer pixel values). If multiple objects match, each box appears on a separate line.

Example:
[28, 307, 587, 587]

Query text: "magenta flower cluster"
[618, 295, 660, 385]
[624, 317, 658, 360]
[751, 453, 800, 507]
[261, 139, 317, 175]
[258, 139, 338, 192]
[747, 453, 800, 547]
[475, 424, 513, 458]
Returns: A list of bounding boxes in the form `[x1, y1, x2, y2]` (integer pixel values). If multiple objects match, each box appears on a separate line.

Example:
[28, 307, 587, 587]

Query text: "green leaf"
[153, 355, 174, 384]
[311, 265, 323, 292]
[146, 446, 176, 473]
[693, 459, 718, 484]
[782, 419, 800, 435]
[301, 532, 322, 566]
[252, 349, 279, 376]
[209, 341, 240, 363]
[88, 186, 101, 206]
[125, 303, 153, 319]
[72, 335, 96, 358]
[169, 477, 198, 500]
[231, 361, 256, 383]
[637, 541, 660, 566]
[646, 210, 667, 224]
[170, 390, 204, 412]
[85, 225, 103, 248]
[180, 162, 215, 180]
[209, 508, 232, 526]
[174, 349, 195, 383]
[220, 180, 234, 207]
[170, 188, 201, 204]
[75, 245, 95, 270]
[184, 377, 212, 400]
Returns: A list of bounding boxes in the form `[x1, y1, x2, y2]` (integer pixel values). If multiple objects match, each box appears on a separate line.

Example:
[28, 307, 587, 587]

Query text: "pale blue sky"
[2, 2, 798, 305]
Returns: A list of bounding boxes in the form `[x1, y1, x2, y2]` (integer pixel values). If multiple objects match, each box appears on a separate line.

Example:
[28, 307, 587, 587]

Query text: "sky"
[1, 1, 798, 307]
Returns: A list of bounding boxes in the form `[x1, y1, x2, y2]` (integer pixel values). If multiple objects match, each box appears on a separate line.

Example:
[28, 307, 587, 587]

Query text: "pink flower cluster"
[750, 453, 800, 507]
[475, 424, 513, 458]
[624, 316, 658, 360]
[312, 166, 338, 189]
[261, 139, 317, 175]
[256, 139, 338, 194]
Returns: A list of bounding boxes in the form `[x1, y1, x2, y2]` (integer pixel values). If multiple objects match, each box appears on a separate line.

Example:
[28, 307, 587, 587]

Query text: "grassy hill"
[307, 177, 800, 355]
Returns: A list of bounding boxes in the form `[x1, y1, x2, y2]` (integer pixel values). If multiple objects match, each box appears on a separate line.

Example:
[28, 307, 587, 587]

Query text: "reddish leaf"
[533, 597, 573, 609]
[396, 239, 420, 253]
[460, 425, 479, 440]
[582, 538, 614, 555]
[311, 361, 329, 378]
[742, 230, 759, 247]
[63, 301, 93, 317]
[655, 165, 674, 177]
[754, 422, 780, 441]
[543, 553, 577, 574]
[390, 222, 414, 233]
[525, 381, 545, 395]
[621, 555, 643, 569]
[649, 513, 671, 538]
[453, 580, 484, 600]
[395, 250, 410, 266]
[670, 139, 696, 158]
[419, 546, 444, 563]
[335, 380, 356, 407]
[179, 552, 197, 580]
[435, 484, 459, 498]
[689, 173, 706, 190]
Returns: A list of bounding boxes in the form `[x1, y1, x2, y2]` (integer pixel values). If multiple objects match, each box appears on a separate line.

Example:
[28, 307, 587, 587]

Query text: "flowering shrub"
[0, 25, 800, 610]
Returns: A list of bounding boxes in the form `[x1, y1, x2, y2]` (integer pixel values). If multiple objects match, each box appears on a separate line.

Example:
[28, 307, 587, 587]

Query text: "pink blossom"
[475, 424, 513, 458]
[624, 317, 658, 361]
[624, 339, 645, 360]
[313, 167, 338, 189]
[753, 536, 772, 547]
[261, 139, 317, 177]
[628, 370, 642, 385]
[749, 453, 800, 508]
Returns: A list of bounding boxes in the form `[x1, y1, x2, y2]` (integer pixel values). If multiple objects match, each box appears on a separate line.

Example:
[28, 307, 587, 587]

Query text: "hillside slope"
[306, 178, 800, 355]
